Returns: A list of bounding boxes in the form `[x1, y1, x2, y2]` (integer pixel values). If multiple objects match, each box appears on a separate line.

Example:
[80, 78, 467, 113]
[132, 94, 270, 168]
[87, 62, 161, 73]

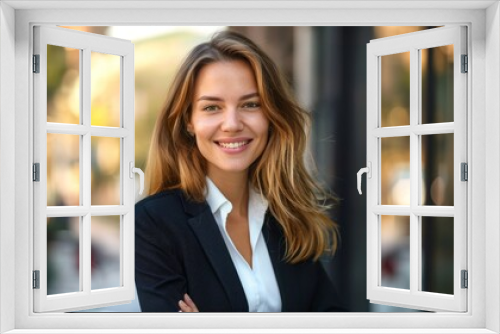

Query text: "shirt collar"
[247, 184, 269, 250]
[205, 177, 269, 231]
[205, 177, 229, 215]
[248, 183, 269, 225]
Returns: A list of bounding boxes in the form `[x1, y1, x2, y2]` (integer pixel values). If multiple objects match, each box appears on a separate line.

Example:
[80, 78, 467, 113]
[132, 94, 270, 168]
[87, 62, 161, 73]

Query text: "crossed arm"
[178, 294, 199, 312]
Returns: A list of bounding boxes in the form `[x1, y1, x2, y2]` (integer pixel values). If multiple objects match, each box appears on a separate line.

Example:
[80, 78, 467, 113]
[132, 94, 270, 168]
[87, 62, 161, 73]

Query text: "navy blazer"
[135, 189, 344, 312]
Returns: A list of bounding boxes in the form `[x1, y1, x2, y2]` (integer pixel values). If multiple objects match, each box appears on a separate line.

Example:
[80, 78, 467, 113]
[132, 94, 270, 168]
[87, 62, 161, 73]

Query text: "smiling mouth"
[216, 140, 251, 149]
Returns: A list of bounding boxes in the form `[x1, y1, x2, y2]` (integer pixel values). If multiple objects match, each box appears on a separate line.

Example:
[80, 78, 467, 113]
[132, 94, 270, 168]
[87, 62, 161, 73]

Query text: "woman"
[135, 31, 342, 312]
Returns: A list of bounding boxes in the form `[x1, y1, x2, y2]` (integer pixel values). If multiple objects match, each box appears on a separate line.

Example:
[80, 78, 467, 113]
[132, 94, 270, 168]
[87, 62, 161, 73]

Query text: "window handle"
[129, 161, 144, 195]
[357, 162, 372, 195]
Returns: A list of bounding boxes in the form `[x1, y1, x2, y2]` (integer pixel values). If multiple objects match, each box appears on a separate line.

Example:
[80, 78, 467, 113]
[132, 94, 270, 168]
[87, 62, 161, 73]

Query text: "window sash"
[32, 25, 136, 312]
[366, 26, 467, 312]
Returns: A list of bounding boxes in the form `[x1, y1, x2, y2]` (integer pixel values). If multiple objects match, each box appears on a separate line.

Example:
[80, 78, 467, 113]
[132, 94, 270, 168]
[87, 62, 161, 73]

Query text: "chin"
[211, 162, 253, 174]
[219, 166, 251, 173]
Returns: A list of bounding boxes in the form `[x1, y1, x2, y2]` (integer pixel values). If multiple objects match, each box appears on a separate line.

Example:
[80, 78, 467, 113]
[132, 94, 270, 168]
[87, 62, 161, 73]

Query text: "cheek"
[190, 117, 216, 140]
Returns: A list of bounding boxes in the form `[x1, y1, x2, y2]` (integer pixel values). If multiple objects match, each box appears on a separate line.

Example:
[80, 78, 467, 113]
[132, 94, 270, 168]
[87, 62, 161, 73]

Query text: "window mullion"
[373, 205, 454, 217]
[78, 48, 84, 293]
[82, 213, 91, 294]
[82, 47, 92, 294]
[46, 123, 130, 138]
[410, 47, 420, 294]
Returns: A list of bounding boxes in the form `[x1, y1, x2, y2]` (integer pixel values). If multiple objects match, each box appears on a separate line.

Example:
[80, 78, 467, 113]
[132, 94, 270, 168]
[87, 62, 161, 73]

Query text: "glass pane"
[47, 217, 80, 295]
[381, 52, 410, 127]
[91, 216, 121, 290]
[421, 45, 454, 124]
[91, 137, 121, 205]
[421, 134, 454, 206]
[422, 217, 454, 294]
[381, 136, 410, 205]
[91, 52, 121, 127]
[381, 215, 410, 289]
[47, 133, 80, 206]
[47, 45, 80, 124]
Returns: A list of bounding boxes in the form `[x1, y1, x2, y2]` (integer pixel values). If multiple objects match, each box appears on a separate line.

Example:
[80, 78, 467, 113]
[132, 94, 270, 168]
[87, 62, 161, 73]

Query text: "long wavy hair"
[146, 31, 338, 263]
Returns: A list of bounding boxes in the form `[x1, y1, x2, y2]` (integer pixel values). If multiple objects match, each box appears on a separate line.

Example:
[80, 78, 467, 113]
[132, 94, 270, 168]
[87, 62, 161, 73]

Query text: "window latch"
[129, 162, 144, 195]
[357, 162, 372, 195]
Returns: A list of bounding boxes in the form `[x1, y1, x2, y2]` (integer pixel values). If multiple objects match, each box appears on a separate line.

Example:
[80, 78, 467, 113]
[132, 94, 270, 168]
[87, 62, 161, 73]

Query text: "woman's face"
[188, 60, 269, 180]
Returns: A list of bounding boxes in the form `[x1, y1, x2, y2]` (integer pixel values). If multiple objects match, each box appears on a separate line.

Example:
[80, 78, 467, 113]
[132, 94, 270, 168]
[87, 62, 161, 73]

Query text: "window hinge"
[461, 54, 468, 73]
[33, 270, 40, 289]
[33, 54, 40, 73]
[33, 163, 40, 182]
[461, 162, 468, 181]
[461, 270, 468, 289]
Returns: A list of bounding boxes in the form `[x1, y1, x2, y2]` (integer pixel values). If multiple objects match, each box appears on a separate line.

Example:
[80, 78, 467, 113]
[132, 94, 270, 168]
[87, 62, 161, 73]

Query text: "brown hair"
[146, 31, 338, 263]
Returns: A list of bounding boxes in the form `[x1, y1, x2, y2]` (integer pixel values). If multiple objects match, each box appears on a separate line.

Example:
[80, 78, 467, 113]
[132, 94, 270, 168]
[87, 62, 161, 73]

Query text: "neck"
[208, 170, 249, 217]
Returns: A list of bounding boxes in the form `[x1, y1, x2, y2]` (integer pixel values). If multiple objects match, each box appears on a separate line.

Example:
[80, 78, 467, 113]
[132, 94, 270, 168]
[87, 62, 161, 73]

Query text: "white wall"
[486, 2, 500, 333]
[0, 2, 16, 333]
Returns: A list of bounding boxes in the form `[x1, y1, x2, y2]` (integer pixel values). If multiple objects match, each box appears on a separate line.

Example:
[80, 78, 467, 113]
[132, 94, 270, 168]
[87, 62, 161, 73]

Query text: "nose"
[220, 108, 243, 132]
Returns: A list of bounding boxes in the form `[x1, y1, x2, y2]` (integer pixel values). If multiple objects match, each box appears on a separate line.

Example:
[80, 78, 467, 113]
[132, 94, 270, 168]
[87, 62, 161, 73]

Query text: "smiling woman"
[135, 31, 343, 312]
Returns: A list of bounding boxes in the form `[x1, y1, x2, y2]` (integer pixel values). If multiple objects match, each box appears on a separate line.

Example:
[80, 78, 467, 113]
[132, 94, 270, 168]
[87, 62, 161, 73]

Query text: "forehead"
[193, 60, 258, 96]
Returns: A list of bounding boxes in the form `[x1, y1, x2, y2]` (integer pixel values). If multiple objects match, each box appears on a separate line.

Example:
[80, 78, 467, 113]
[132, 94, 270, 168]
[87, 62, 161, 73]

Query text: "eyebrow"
[196, 92, 259, 102]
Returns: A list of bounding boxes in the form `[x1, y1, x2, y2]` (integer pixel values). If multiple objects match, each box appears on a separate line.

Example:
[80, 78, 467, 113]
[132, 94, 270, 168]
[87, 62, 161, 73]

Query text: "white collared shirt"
[205, 177, 282, 312]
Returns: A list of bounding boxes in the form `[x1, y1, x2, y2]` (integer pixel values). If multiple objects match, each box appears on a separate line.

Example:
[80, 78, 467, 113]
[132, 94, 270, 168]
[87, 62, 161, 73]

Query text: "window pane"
[381, 52, 410, 127]
[381, 215, 410, 290]
[47, 217, 80, 295]
[421, 217, 454, 294]
[91, 52, 121, 127]
[47, 45, 80, 124]
[381, 136, 410, 205]
[421, 134, 454, 206]
[421, 45, 454, 124]
[47, 133, 80, 206]
[91, 137, 121, 205]
[91, 216, 121, 290]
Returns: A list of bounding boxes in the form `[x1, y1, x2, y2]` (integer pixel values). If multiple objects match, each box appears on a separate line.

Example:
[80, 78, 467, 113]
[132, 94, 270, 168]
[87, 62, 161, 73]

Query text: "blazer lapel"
[262, 213, 291, 312]
[181, 193, 248, 312]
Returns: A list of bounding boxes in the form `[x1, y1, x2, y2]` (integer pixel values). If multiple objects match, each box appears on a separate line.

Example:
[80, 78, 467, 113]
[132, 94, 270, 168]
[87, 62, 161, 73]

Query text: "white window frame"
[0, 1, 499, 333]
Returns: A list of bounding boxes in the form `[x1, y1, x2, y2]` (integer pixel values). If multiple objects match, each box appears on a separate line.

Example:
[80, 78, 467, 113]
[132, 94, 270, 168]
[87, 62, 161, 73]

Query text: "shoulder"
[134, 189, 194, 244]
[136, 188, 183, 210]
[135, 188, 189, 222]
[135, 188, 209, 225]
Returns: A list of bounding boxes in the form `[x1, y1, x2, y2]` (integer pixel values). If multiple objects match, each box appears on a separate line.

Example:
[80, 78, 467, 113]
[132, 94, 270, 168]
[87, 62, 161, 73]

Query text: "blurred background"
[46, 26, 454, 312]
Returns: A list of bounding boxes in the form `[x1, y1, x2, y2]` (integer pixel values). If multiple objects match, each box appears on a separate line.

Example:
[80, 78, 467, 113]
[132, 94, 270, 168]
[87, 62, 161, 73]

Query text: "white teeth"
[219, 141, 248, 149]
